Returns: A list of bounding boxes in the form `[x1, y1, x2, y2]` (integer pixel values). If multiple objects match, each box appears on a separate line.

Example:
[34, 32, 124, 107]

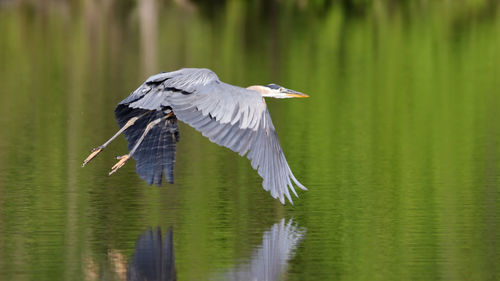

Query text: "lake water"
[0, 1, 499, 280]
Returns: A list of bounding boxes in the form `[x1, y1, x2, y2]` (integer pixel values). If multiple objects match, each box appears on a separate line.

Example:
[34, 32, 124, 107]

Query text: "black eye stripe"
[266, 84, 282, 90]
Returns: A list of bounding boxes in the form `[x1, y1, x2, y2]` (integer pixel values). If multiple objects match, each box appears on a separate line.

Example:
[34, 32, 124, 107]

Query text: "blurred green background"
[0, 0, 499, 280]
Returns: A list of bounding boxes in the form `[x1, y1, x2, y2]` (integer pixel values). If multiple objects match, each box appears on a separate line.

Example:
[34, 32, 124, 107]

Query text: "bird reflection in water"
[215, 219, 305, 281]
[127, 227, 176, 281]
[86, 219, 304, 280]
[127, 219, 303, 281]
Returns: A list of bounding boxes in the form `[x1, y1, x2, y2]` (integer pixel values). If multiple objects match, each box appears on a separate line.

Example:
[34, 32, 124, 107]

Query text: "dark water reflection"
[127, 227, 176, 281]
[1, 1, 500, 281]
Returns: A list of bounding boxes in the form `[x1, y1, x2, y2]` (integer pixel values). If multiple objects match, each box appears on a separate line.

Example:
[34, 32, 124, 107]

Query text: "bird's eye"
[279, 87, 285, 92]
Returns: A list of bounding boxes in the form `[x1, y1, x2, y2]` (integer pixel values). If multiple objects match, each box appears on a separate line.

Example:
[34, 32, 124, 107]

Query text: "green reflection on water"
[0, 1, 499, 280]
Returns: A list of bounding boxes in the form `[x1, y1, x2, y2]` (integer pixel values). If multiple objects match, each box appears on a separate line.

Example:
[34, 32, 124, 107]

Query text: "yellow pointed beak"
[285, 91, 309, 98]
[288, 93, 309, 98]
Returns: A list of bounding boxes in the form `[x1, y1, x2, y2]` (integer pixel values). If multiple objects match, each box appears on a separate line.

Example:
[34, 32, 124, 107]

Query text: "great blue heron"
[82, 68, 308, 204]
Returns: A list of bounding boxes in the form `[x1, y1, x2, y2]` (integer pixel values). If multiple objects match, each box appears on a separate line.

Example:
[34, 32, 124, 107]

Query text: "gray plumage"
[115, 107, 179, 185]
[116, 68, 307, 204]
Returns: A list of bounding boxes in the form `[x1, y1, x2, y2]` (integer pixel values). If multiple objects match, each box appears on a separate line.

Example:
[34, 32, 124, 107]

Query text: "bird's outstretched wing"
[169, 69, 307, 204]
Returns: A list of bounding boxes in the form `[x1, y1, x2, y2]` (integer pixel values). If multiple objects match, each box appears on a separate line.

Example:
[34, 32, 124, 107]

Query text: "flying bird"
[82, 68, 308, 204]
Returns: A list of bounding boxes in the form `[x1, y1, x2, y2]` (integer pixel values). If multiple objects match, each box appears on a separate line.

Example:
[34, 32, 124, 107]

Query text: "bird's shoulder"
[153, 68, 263, 100]
[120, 68, 265, 111]
[145, 68, 220, 87]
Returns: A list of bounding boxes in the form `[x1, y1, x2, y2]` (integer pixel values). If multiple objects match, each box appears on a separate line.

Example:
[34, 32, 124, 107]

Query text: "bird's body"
[83, 68, 308, 204]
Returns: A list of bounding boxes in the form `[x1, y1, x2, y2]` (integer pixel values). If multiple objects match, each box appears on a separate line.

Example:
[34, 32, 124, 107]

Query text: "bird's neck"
[247, 85, 270, 96]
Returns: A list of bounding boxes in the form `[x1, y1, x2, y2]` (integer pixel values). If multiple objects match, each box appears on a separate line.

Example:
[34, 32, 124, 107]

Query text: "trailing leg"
[82, 111, 150, 167]
[109, 114, 169, 175]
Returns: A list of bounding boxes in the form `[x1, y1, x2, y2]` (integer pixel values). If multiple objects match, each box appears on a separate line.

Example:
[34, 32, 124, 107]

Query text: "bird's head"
[247, 84, 309, 99]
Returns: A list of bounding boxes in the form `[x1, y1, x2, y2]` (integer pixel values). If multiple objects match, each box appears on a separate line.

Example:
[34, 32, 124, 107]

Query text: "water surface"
[0, 1, 499, 280]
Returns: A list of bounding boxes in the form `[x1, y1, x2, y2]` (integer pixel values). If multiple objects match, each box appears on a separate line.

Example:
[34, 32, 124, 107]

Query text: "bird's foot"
[109, 154, 130, 175]
[82, 146, 104, 167]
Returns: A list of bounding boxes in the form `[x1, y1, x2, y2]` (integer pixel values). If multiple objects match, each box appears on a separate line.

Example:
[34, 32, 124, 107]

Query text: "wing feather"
[114, 106, 179, 185]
